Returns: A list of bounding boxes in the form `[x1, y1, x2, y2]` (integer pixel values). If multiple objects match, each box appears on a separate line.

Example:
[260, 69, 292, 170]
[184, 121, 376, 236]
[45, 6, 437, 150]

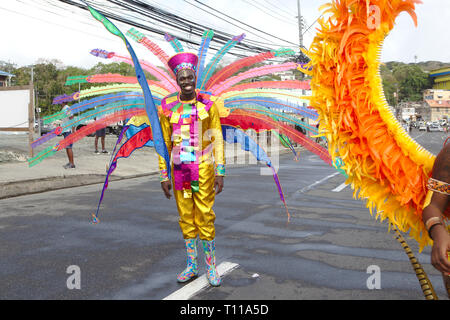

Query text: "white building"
[401, 107, 415, 121]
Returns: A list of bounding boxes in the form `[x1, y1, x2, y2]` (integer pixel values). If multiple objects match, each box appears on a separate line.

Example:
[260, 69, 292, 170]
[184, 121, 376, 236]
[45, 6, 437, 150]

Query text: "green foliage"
[3, 60, 157, 116]
[381, 62, 434, 105]
[89, 62, 135, 76]
[0, 60, 17, 74]
[380, 64, 398, 106]
[1, 57, 443, 116]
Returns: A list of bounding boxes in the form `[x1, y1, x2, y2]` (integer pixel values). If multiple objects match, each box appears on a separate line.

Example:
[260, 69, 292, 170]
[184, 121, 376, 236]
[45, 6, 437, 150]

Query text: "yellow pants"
[174, 162, 216, 241]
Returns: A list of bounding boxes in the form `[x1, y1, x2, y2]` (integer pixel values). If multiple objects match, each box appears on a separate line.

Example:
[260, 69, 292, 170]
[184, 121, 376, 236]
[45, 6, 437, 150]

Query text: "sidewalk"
[0, 134, 301, 199]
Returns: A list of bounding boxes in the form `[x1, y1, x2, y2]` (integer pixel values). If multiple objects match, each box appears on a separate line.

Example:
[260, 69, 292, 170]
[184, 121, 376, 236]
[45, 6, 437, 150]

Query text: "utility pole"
[30, 66, 33, 84]
[297, 0, 304, 81]
[297, 0, 303, 49]
[28, 66, 35, 157]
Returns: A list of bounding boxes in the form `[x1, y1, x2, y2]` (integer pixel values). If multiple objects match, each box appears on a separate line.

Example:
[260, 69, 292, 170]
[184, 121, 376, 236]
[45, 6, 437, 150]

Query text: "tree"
[0, 60, 17, 74]
[392, 64, 431, 102]
[380, 64, 398, 106]
[380, 62, 433, 105]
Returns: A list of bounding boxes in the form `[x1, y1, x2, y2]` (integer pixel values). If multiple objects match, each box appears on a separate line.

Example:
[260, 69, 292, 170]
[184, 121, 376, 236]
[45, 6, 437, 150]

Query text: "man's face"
[176, 69, 196, 96]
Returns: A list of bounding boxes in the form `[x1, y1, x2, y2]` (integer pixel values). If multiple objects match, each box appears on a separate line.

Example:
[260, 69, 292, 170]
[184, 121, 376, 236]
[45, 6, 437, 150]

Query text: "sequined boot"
[201, 239, 221, 286]
[177, 238, 199, 283]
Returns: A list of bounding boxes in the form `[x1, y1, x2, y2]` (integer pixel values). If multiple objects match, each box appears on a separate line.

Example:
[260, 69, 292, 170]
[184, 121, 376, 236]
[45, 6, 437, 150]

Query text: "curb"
[0, 147, 305, 200]
[0, 172, 159, 200]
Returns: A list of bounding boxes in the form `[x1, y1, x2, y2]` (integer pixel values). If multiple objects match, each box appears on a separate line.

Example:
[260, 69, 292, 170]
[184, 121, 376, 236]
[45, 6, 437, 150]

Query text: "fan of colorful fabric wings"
[29, 5, 333, 222]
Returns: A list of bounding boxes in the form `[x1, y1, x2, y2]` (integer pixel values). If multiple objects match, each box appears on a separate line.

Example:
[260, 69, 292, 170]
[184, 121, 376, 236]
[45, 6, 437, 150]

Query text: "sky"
[0, 0, 449, 70]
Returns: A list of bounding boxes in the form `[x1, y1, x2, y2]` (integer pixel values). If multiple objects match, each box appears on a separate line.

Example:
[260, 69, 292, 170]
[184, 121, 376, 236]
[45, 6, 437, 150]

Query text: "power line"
[185, 0, 298, 46]
[302, 14, 323, 36]
[51, 0, 302, 64]
[107, 0, 272, 53]
[246, 0, 297, 24]
[260, 0, 296, 18]
[240, 0, 297, 26]
[55, 0, 270, 58]
[0, 3, 113, 43]
[103, 0, 296, 52]
[182, 0, 296, 48]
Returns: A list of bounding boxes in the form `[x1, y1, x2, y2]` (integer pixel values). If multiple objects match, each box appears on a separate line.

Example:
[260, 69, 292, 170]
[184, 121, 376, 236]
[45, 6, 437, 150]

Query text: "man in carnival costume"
[158, 52, 225, 286]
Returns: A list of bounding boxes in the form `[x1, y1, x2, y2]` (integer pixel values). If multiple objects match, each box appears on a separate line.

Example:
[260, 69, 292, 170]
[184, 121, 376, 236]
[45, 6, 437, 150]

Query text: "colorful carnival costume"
[29, 1, 450, 297]
[28, 6, 330, 288]
[302, 0, 449, 299]
[158, 52, 225, 285]
[30, 10, 329, 226]
[20, 0, 450, 298]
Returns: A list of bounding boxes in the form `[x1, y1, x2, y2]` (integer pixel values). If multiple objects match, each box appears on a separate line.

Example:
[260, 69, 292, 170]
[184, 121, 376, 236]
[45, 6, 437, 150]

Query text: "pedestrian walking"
[94, 127, 108, 154]
[61, 104, 75, 169]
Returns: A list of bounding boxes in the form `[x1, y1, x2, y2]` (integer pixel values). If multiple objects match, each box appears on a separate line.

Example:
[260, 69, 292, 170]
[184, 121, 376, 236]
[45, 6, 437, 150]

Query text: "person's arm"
[69, 115, 75, 133]
[422, 192, 450, 274]
[209, 99, 225, 194]
[158, 110, 173, 199]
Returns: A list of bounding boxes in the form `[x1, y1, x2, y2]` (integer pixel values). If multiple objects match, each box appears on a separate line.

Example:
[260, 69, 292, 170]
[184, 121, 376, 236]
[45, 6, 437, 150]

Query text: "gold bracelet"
[425, 216, 442, 231]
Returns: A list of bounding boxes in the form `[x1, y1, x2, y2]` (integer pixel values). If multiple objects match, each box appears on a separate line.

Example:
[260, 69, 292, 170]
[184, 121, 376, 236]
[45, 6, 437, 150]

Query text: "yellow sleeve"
[209, 98, 225, 176]
[422, 190, 433, 209]
[158, 108, 172, 182]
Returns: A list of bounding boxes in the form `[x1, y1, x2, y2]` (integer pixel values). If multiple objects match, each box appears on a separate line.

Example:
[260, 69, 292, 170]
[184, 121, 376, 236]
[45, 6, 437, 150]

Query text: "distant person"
[421, 140, 450, 297]
[61, 104, 75, 169]
[315, 121, 321, 144]
[94, 127, 108, 154]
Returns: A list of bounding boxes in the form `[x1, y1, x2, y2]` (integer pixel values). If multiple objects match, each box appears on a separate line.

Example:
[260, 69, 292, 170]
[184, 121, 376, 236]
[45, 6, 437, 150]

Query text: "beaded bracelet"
[216, 164, 225, 176]
[160, 169, 169, 182]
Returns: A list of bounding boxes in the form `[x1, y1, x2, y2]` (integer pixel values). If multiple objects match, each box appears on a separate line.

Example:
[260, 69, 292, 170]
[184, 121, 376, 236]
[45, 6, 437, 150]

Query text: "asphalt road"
[0, 129, 448, 300]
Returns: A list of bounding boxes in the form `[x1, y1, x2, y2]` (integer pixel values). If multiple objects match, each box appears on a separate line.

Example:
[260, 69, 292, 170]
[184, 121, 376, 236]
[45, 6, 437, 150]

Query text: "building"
[401, 107, 415, 121]
[429, 67, 450, 90]
[423, 88, 450, 121]
[425, 99, 450, 121]
[0, 70, 15, 87]
[423, 89, 450, 100]
[398, 101, 430, 121]
[273, 70, 296, 81]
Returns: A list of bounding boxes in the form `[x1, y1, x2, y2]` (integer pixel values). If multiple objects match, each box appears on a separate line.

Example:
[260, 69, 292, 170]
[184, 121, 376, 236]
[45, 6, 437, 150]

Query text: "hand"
[214, 176, 224, 195]
[430, 225, 450, 275]
[161, 180, 172, 199]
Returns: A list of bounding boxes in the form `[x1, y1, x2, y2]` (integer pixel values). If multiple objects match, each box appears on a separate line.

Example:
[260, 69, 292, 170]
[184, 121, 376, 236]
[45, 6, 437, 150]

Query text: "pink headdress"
[167, 52, 199, 75]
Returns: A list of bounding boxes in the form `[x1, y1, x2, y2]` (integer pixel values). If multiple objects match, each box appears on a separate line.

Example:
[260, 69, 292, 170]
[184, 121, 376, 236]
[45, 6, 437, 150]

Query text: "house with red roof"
[425, 99, 450, 121]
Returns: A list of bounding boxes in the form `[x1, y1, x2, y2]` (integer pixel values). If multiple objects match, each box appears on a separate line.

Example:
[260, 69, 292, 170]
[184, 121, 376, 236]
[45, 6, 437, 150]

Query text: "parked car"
[39, 119, 60, 136]
[108, 122, 124, 136]
[427, 122, 443, 132]
[418, 122, 427, 131]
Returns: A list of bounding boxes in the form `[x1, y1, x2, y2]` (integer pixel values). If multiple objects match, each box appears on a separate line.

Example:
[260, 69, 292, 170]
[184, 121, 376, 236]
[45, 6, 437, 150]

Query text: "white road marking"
[163, 261, 239, 300]
[298, 172, 340, 193]
[414, 132, 425, 140]
[332, 182, 348, 192]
